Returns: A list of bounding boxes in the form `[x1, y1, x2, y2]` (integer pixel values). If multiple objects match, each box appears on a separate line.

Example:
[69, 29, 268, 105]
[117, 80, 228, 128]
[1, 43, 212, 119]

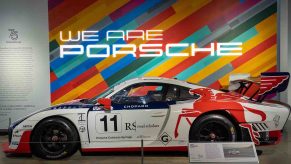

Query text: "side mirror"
[97, 98, 112, 110]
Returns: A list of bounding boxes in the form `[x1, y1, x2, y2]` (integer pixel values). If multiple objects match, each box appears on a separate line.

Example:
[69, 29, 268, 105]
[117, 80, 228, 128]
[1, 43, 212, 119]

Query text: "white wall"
[0, 0, 50, 129]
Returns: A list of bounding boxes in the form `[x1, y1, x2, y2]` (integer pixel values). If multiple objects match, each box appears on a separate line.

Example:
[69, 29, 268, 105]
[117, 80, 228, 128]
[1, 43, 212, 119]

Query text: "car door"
[88, 82, 170, 148]
[163, 84, 200, 141]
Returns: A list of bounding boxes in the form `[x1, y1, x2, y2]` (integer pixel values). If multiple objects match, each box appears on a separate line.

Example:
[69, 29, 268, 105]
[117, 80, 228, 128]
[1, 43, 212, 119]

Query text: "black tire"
[189, 114, 237, 142]
[31, 117, 79, 159]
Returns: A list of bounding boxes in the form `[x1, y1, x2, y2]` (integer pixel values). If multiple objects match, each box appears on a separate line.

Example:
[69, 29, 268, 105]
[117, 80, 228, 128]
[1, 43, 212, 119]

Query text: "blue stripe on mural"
[101, 54, 136, 79]
[176, 27, 258, 80]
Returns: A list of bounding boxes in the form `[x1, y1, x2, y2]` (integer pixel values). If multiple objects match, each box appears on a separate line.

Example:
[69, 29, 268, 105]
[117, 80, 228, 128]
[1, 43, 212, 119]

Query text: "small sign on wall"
[188, 142, 259, 163]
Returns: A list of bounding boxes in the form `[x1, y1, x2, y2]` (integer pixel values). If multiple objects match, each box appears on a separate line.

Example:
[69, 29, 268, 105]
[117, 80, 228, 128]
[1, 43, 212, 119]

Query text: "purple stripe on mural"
[48, 0, 64, 10]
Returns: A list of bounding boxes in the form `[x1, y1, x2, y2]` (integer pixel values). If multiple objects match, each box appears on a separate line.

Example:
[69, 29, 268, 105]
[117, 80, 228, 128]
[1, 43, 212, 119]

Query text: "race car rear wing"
[229, 72, 290, 102]
[258, 72, 290, 101]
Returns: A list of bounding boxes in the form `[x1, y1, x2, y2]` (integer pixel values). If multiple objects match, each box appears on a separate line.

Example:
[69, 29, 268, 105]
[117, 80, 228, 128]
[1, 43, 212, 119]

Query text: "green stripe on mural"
[49, 40, 59, 52]
[218, 3, 276, 42]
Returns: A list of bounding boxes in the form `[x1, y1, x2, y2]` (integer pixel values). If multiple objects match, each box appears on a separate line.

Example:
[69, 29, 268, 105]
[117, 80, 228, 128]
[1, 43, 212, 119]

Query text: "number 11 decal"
[96, 114, 121, 133]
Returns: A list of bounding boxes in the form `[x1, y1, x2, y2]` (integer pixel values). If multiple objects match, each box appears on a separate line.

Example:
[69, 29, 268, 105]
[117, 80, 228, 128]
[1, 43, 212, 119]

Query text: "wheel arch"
[188, 110, 243, 141]
[30, 115, 81, 148]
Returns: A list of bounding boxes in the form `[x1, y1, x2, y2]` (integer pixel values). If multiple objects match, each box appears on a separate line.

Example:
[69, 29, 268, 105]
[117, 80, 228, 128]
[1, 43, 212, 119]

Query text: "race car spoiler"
[229, 72, 290, 102]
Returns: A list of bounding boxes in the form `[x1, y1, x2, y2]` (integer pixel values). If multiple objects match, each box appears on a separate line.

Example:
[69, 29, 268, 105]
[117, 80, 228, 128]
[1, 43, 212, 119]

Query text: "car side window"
[165, 85, 199, 101]
[111, 83, 165, 105]
[178, 86, 199, 101]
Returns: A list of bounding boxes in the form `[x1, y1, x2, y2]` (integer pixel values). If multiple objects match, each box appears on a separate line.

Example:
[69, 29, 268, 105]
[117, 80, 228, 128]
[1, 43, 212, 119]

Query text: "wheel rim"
[40, 123, 69, 154]
[198, 122, 233, 142]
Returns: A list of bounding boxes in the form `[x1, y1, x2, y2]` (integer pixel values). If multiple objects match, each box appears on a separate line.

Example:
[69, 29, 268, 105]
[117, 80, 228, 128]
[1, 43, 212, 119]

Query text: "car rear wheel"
[31, 117, 79, 159]
[189, 114, 237, 142]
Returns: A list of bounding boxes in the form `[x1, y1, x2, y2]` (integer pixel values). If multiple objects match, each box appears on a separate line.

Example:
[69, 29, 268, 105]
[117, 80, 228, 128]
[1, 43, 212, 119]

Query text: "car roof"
[114, 77, 199, 90]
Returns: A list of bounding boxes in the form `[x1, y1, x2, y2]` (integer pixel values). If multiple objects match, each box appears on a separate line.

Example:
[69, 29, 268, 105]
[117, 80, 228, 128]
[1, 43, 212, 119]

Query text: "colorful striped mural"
[49, 0, 277, 105]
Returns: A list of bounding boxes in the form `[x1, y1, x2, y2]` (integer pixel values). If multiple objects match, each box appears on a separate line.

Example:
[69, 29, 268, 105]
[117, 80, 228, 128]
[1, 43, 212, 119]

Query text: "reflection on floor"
[0, 121, 290, 164]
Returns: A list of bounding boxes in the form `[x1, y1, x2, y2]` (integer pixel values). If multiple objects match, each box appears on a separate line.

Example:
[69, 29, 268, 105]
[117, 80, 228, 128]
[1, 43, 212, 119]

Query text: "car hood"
[50, 99, 95, 110]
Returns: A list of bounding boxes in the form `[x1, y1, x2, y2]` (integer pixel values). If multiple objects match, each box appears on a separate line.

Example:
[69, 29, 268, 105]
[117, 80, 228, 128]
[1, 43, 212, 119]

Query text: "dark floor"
[0, 121, 290, 164]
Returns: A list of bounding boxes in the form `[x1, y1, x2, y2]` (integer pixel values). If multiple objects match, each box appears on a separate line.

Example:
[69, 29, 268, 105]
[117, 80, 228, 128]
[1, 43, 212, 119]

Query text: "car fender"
[8, 108, 90, 152]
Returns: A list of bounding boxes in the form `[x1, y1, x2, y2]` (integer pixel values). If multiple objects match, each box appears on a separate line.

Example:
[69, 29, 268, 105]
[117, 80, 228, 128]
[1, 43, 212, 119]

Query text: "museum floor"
[0, 121, 290, 164]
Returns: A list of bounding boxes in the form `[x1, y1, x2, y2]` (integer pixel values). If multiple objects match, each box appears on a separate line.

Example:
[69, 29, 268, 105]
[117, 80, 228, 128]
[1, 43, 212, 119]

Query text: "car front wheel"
[30, 117, 79, 159]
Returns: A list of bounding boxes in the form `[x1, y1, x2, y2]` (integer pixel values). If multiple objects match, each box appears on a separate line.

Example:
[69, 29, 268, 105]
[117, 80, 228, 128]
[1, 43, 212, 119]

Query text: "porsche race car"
[3, 72, 290, 159]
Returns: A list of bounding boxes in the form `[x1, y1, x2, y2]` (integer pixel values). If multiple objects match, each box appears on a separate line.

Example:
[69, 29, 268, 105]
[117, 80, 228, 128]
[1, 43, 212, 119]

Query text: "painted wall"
[279, 0, 291, 119]
[48, 0, 278, 105]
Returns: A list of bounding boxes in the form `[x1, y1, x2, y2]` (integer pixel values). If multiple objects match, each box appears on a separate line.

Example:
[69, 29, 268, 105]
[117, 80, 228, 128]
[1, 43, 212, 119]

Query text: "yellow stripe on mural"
[250, 54, 277, 76]
[218, 44, 276, 86]
[52, 73, 104, 105]
[187, 14, 276, 84]
[95, 0, 212, 72]
[50, 0, 129, 42]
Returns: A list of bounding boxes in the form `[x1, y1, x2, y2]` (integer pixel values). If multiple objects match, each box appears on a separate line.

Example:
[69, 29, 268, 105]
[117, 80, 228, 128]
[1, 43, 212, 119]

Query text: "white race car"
[3, 73, 291, 159]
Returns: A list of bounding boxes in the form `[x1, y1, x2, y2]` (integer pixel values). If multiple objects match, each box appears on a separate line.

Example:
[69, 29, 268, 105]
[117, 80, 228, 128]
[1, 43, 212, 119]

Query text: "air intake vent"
[252, 123, 268, 132]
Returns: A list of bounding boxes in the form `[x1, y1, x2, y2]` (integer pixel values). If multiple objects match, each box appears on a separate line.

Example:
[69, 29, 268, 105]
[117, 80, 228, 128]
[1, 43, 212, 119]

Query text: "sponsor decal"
[12, 134, 21, 138]
[137, 135, 151, 139]
[92, 106, 100, 111]
[123, 104, 149, 109]
[22, 125, 32, 128]
[78, 113, 86, 125]
[273, 115, 280, 128]
[160, 132, 172, 145]
[96, 136, 132, 140]
[79, 126, 86, 133]
[59, 30, 242, 58]
[125, 121, 159, 131]
[125, 121, 136, 131]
